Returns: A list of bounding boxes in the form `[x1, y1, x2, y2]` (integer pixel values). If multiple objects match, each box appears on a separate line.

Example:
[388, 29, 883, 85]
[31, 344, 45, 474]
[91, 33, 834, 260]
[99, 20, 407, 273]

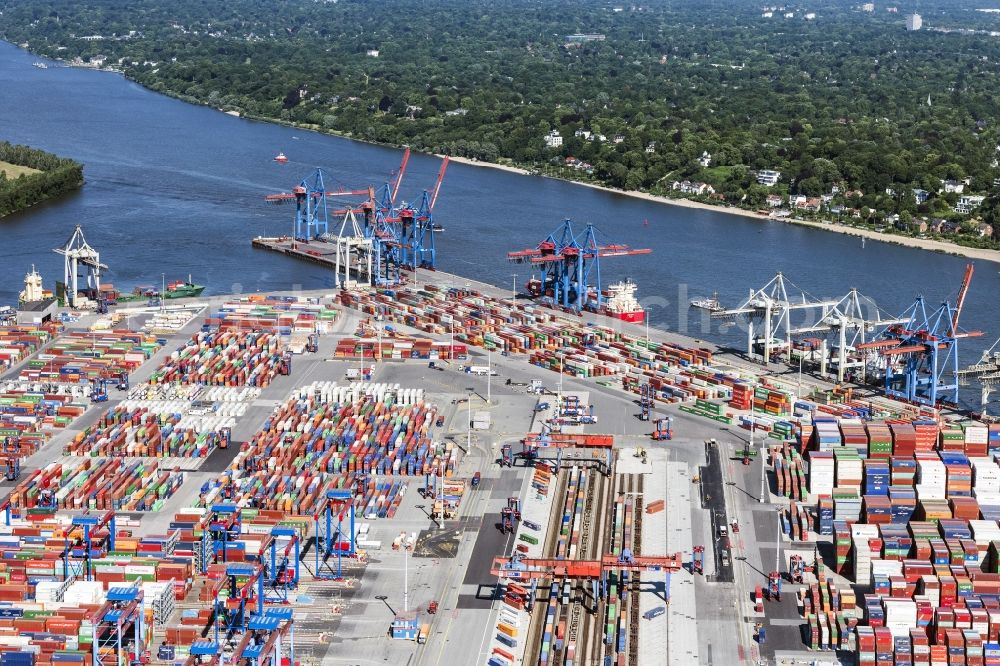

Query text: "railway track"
[576, 464, 609, 665]
[519, 464, 605, 665]
[515, 454, 653, 666]
[520, 466, 570, 664]
[628, 475, 644, 666]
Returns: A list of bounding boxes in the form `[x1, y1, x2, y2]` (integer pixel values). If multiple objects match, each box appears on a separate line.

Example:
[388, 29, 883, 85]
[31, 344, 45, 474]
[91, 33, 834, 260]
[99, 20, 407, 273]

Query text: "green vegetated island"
[4, 0, 1000, 251]
[0, 142, 83, 217]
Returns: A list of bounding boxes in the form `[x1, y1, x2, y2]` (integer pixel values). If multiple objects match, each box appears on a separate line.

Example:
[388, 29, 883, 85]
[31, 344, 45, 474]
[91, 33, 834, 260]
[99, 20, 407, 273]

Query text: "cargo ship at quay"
[0, 159, 999, 666]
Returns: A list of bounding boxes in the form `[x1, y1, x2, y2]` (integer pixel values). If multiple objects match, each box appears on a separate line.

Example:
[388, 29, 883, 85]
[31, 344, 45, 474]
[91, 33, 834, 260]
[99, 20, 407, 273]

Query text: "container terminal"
[0, 167, 997, 666]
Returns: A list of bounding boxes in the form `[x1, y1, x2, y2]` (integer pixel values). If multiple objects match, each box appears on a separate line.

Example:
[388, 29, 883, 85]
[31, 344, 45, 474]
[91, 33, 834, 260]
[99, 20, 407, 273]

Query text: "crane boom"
[951, 262, 974, 336]
[391, 147, 411, 204]
[491, 553, 684, 580]
[429, 157, 449, 211]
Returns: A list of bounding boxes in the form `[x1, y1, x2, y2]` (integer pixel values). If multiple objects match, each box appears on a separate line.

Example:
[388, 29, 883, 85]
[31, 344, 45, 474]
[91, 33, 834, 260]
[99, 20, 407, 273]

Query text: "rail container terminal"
[0, 186, 998, 666]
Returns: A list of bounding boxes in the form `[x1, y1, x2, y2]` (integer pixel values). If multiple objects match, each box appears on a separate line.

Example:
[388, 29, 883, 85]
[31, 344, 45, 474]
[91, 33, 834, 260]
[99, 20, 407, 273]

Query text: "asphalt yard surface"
[0, 280, 833, 665]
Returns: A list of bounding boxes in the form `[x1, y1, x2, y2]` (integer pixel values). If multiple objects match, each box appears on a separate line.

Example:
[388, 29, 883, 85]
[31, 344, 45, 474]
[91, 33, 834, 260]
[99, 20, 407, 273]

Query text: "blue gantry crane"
[508, 219, 651, 314]
[392, 157, 449, 271]
[264, 149, 450, 283]
[239, 609, 295, 666]
[187, 568, 295, 666]
[210, 563, 264, 644]
[264, 168, 345, 241]
[859, 263, 982, 406]
[200, 504, 242, 574]
[259, 526, 301, 603]
[311, 489, 356, 580]
[191, 606, 295, 666]
[62, 511, 117, 581]
[93, 586, 145, 666]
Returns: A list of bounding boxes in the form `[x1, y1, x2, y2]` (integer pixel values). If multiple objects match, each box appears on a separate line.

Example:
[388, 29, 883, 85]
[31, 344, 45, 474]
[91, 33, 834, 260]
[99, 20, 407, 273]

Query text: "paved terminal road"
[0, 282, 840, 665]
[454, 512, 512, 609]
[699, 440, 735, 584]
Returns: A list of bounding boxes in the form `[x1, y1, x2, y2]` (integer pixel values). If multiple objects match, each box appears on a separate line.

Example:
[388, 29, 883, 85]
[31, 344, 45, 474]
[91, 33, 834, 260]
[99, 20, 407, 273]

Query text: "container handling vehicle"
[652, 417, 672, 441]
[1, 456, 20, 482]
[90, 378, 111, 403]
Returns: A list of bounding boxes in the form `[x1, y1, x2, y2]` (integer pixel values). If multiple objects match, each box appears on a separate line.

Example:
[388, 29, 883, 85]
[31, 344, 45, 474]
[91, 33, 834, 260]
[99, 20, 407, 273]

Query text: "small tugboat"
[690, 292, 724, 313]
[273, 152, 288, 163]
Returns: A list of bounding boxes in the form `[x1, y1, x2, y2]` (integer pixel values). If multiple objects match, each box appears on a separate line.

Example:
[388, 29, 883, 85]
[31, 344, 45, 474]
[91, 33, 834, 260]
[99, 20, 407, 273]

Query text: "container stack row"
[0, 583, 157, 658]
[142, 308, 203, 334]
[772, 442, 808, 501]
[63, 385, 256, 459]
[334, 336, 469, 361]
[339, 285, 717, 392]
[0, 505, 314, 664]
[0, 389, 88, 446]
[192, 382, 446, 513]
[167, 507, 312, 566]
[8, 459, 185, 512]
[18, 331, 159, 383]
[0, 326, 55, 370]
[202, 296, 338, 335]
[777, 410, 1000, 663]
[798, 560, 858, 650]
[148, 330, 284, 387]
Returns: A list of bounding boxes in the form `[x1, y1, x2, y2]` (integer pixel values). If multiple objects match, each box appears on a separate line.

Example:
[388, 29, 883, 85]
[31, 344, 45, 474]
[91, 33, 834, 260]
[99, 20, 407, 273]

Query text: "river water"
[1, 41, 997, 408]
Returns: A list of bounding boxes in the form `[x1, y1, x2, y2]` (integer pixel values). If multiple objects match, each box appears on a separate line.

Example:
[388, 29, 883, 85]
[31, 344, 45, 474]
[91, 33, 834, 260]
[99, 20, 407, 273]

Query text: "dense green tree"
[0, 142, 83, 217]
[1, 0, 998, 248]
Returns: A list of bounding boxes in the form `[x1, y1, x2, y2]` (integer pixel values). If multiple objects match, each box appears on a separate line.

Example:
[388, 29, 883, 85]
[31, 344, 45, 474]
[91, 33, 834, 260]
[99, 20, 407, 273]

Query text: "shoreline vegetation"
[10, 46, 1000, 265]
[444, 156, 1000, 265]
[13, 45, 1000, 266]
[0, 141, 83, 218]
[6, 0, 1000, 261]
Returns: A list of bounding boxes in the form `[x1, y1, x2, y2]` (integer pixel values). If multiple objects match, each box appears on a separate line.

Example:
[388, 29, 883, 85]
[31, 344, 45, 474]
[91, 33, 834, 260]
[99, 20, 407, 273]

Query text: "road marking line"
[420, 440, 499, 666]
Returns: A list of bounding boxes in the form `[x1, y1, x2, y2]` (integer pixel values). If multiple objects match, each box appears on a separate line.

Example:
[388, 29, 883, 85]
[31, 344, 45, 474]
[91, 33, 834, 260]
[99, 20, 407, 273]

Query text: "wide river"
[1, 42, 997, 408]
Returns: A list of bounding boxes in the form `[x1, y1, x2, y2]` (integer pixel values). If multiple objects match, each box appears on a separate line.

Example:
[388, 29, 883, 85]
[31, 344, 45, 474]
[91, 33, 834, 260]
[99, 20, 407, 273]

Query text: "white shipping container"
[871, 560, 903, 578]
[915, 484, 946, 500]
[966, 426, 990, 444]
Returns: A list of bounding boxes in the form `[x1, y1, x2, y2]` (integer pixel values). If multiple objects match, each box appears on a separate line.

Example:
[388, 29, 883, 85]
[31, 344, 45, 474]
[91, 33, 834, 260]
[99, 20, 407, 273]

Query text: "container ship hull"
[527, 278, 645, 323]
[164, 285, 205, 299]
[604, 309, 645, 324]
[114, 282, 205, 303]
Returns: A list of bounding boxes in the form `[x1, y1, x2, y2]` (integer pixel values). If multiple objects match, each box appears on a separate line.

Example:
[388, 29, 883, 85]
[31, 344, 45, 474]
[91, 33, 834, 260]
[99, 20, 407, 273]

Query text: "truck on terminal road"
[464, 365, 498, 376]
[346, 367, 372, 380]
[643, 607, 666, 620]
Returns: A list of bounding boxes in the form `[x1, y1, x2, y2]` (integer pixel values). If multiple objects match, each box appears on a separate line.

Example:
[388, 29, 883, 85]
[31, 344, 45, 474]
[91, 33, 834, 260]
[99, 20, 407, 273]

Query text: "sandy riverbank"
[773, 216, 1000, 264]
[438, 154, 532, 176]
[443, 155, 1000, 265]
